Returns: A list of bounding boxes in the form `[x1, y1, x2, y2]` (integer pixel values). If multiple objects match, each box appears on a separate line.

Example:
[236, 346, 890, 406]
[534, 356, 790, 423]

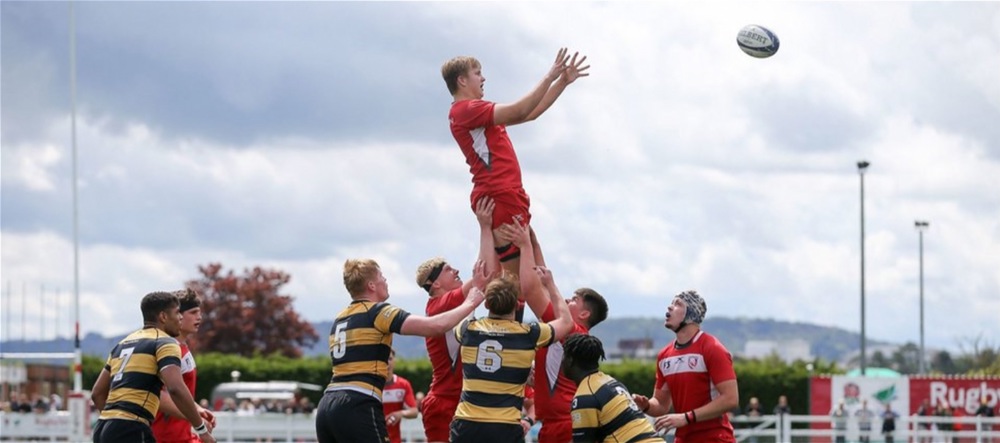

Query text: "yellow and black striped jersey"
[571, 372, 663, 443]
[454, 317, 555, 425]
[99, 327, 182, 424]
[327, 300, 410, 399]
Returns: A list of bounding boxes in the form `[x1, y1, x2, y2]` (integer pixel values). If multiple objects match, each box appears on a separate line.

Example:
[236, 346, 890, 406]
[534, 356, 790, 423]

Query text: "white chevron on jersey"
[545, 340, 563, 394]
[447, 328, 462, 370]
[470, 128, 490, 167]
[180, 348, 196, 373]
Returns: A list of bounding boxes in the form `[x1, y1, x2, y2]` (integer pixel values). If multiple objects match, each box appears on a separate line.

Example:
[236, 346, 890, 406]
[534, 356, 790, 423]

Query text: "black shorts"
[450, 418, 524, 443]
[93, 418, 154, 443]
[315, 390, 388, 443]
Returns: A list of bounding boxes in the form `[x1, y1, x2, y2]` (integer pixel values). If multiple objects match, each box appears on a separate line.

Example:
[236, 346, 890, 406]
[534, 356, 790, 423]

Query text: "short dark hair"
[141, 291, 179, 322]
[576, 288, 608, 329]
[564, 334, 605, 371]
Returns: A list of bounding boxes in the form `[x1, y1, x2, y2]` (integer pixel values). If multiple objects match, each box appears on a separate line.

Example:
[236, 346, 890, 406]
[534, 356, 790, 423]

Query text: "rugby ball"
[737, 24, 780, 58]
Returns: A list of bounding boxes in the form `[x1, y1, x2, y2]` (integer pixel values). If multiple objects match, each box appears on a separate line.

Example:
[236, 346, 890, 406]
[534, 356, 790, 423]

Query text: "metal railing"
[2, 411, 999, 442]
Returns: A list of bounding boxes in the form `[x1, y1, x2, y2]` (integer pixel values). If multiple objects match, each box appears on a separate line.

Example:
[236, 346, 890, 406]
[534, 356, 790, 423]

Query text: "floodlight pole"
[915, 220, 929, 375]
[857, 160, 869, 376]
[69, 0, 83, 393]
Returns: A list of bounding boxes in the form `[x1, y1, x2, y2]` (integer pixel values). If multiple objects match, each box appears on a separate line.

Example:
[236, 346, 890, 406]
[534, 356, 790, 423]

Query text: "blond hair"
[343, 259, 380, 298]
[441, 56, 481, 95]
[415, 257, 447, 289]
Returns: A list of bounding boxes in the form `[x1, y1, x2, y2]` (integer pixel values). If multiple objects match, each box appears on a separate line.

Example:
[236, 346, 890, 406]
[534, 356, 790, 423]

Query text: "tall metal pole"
[857, 160, 869, 376]
[915, 220, 929, 374]
[70, 0, 83, 393]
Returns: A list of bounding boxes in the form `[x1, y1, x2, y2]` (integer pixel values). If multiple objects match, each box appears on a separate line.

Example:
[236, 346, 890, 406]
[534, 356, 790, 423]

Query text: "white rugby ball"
[737, 24, 780, 58]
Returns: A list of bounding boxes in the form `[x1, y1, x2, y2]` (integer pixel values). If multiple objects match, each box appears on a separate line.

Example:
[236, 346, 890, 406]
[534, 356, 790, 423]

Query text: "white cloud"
[2, 2, 998, 352]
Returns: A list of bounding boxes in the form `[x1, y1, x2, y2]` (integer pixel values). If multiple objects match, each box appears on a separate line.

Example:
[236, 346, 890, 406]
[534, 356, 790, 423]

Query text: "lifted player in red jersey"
[632, 291, 740, 443]
[441, 48, 589, 276]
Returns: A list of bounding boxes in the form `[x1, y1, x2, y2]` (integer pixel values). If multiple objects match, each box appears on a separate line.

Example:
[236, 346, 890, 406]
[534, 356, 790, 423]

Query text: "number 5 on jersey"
[331, 322, 348, 359]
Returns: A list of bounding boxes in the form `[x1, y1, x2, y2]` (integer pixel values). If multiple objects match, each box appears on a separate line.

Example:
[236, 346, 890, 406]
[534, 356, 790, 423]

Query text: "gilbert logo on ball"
[737, 24, 780, 58]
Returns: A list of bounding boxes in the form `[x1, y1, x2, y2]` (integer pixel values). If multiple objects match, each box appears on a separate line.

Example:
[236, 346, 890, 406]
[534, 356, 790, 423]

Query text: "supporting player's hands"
[545, 47, 571, 82]
[653, 413, 690, 434]
[466, 286, 486, 308]
[474, 197, 495, 228]
[469, 259, 492, 290]
[497, 221, 530, 248]
[560, 51, 590, 85]
[534, 266, 554, 289]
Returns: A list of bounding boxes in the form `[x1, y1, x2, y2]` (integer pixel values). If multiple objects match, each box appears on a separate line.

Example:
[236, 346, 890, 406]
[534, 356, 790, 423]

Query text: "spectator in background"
[975, 398, 995, 442]
[855, 399, 875, 443]
[49, 393, 63, 411]
[220, 398, 237, 412]
[936, 403, 954, 443]
[951, 405, 965, 443]
[382, 349, 418, 443]
[881, 403, 899, 443]
[773, 395, 791, 415]
[12, 393, 32, 413]
[31, 393, 50, 413]
[916, 399, 933, 443]
[831, 401, 848, 443]
[744, 397, 763, 443]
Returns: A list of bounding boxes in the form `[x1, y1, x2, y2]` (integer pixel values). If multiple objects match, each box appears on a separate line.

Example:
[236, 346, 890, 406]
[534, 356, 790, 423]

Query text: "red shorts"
[538, 418, 572, 443]
[421, 393, 459, 442]
[470, 187, 531, 230]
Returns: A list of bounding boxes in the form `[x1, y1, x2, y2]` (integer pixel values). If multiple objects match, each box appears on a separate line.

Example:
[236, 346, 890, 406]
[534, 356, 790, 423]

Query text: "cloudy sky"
[3, 2, 998, 352]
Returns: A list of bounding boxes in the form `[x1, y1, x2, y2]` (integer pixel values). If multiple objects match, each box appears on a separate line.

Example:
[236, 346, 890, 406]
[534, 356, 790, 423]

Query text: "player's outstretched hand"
[469, 259, 492, 289]
[534, 266, 554, 288]
[654, 413, 689, 433]
[561, 51, 590, 85]
[545, 48, 570, 82]
[632, 394, 650, 414]
[474, 197, 495, 228]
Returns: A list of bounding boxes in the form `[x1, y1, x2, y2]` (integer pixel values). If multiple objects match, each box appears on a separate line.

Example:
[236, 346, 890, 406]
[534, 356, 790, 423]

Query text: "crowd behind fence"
[2, 410, 1000, 442]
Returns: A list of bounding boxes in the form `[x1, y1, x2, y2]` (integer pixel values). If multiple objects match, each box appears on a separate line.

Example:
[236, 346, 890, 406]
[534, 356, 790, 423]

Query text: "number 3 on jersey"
[331, 322, 347, 359]
[476, 340, 503, 373]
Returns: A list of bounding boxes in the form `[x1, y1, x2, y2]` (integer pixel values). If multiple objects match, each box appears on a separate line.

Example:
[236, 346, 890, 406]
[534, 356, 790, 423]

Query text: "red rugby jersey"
[654, 331, 737, 442]
[449, 99, 523, 193]
[425, 288, 465, 398]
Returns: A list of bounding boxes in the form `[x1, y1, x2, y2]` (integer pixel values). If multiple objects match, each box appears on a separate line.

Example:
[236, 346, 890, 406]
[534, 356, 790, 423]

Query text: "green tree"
[930, 350, 957, 374]
[956, 334, 1000, 376]
[187, 263, 319, 358]
[891, 342, 921, 374]
[871, 350, 891, 368]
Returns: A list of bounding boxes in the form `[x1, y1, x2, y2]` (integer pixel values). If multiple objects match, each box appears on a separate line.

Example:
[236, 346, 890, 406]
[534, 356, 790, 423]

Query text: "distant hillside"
[310, 317, 888, 362]
[1, 317, 888, 363]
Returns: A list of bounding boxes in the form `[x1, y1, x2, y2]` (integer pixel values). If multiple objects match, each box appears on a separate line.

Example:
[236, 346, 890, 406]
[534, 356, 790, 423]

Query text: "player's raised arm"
[521, 51, 590, 123]
[463, 196, 499, 296]
[497, 222, 547, 315]
[493, 48, 569, 127]
[535, 266, 573, 342]
[400, 287, 486, 337]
